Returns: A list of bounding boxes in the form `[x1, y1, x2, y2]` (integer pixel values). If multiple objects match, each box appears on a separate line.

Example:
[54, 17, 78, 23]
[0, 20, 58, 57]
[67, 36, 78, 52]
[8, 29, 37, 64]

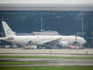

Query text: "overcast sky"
[0, 0, 93, 4]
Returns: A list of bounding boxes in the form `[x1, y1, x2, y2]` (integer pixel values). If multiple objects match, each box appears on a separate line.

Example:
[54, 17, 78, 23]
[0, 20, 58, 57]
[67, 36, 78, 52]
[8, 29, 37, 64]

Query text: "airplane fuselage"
[5, 35, 86, 45]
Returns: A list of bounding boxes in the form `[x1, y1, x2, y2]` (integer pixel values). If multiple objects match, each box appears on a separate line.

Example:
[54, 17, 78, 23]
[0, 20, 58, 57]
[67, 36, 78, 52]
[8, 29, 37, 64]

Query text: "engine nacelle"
[59, 41, 68, 47]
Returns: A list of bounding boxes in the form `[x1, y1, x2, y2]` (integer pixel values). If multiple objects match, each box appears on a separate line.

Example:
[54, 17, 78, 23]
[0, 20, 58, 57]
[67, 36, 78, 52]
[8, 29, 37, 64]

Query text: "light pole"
[81, 18, 83, 37]
[40, 13, 42, 31]
[79, 18, 84, 37]
[1, 16, 4, 47]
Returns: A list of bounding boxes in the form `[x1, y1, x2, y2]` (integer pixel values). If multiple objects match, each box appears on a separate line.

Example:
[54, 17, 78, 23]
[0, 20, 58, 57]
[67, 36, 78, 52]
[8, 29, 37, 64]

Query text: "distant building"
[16, 30, 59, 36]
[31, 30, 59, 35]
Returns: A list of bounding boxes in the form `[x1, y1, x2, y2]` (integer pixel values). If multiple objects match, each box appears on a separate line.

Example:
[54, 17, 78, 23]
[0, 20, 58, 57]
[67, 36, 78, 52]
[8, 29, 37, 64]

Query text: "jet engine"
[59, 41, 68, 47]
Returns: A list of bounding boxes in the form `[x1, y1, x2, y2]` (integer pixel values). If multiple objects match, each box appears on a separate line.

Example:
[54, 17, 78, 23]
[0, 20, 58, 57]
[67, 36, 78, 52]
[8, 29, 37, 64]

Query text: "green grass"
[0, 66, 93, 70]
[0, 56, 93, 59]
[0, 61, 47, 65]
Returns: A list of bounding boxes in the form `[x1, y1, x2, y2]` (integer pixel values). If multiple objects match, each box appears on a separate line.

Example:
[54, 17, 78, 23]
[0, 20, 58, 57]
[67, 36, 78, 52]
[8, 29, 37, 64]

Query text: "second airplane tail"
[2, 21, 16, 37]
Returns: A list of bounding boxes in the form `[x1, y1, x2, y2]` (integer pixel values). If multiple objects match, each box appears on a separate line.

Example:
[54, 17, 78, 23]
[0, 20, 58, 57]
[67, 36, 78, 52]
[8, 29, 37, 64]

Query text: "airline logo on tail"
[2, 21, 15, 37]
[6, 29, 11, 34]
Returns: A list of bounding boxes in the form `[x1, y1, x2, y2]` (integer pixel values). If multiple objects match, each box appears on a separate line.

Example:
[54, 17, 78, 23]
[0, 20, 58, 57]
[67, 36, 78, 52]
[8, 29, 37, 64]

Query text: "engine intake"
[59, 41, 68, 47]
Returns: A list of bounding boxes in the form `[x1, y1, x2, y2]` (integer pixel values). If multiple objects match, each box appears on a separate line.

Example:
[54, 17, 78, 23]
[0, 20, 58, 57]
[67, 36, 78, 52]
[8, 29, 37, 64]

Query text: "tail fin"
[2, 21, 15, 37]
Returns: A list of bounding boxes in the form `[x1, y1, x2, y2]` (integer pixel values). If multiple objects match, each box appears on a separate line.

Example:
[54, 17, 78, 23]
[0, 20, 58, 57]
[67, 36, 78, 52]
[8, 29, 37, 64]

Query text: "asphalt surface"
[0, 58, 93, 67]
[0, 48, 93, 57]
[0, 48, 93, 66]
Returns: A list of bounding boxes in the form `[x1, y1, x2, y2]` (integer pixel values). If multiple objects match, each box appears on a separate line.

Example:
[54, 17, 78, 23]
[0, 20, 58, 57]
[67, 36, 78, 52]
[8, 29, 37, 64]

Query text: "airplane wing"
[43, 38, 61, 46]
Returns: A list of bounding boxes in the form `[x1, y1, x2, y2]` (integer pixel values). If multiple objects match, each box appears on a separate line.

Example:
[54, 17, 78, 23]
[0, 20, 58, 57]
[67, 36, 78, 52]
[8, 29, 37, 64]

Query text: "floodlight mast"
[81, 18, 83, 37]
[40, 13, 43, 31]
[79, 18, 84, 37]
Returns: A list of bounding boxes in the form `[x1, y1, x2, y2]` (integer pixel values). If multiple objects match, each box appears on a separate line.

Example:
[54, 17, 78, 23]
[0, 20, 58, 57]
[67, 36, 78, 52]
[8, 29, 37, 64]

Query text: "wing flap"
[44, 38, 61, 46]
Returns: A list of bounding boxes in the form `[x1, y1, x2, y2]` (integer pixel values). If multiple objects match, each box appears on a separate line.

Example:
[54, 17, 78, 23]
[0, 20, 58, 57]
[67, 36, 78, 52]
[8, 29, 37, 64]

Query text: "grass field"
[0, 66, 93, 70]
[0, 56, 93, 59]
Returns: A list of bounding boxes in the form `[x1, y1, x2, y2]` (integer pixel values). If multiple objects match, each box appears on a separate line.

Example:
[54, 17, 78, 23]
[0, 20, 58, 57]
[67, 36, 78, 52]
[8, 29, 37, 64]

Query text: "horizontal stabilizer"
[0, 37, 14, 40]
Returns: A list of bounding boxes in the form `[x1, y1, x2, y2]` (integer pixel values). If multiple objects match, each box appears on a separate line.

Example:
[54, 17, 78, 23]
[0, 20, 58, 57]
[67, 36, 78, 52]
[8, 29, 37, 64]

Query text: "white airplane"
[0, 21, 86, 48]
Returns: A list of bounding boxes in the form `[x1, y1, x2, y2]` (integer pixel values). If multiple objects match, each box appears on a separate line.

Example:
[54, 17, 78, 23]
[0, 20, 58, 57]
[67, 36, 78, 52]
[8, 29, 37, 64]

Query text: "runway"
[0, 48, 93, 57]
[0, 58, 93, 67]
[0, 48, 93, 66]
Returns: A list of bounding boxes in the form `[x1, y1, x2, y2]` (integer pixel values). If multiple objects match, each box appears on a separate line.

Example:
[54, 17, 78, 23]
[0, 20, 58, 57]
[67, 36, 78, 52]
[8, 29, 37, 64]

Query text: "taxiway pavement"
[0, 48, 93, 57]
[0, 58, 93, 67]
[0, 49, 93, 66]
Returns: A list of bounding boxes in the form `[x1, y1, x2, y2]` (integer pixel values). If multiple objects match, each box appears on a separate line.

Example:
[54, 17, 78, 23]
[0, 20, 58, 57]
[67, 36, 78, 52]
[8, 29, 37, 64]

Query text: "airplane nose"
[84, 39, 86, 44]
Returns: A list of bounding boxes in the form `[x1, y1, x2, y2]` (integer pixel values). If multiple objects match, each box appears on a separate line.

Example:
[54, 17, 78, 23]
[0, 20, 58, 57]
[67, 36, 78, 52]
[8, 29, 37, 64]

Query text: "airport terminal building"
[0, 4, 93, 48]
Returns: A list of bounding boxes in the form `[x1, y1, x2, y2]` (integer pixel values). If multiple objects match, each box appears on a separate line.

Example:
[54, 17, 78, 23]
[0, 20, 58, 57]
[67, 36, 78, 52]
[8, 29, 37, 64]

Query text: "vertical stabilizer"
[2, 21, 15, 37]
